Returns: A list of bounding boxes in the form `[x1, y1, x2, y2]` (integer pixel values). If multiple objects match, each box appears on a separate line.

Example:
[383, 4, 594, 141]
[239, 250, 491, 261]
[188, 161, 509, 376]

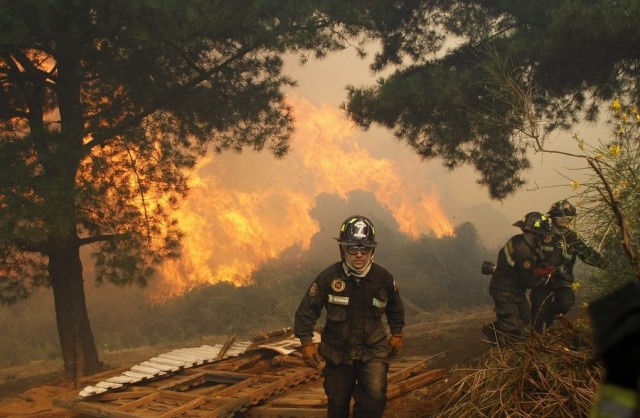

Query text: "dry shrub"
[434, 319, 604, 418]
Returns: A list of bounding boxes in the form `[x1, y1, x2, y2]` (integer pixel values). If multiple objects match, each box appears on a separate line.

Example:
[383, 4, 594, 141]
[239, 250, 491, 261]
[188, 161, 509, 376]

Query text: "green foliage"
[343, 0, 640, 199]
[0, 0, 397, 375]
[571, 99, 640, 287]
[1, 0, 367, 295]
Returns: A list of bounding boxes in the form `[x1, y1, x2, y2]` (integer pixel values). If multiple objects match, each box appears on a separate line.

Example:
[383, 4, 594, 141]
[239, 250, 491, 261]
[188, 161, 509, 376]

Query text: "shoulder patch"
[308, 282, 318, 296]
[331, 278, 346, 293]
[523, 260, 532, 270]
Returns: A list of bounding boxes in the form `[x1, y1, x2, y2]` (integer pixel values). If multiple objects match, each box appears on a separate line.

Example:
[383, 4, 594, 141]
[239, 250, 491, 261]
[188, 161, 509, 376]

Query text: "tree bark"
[48, 239, 101, 381]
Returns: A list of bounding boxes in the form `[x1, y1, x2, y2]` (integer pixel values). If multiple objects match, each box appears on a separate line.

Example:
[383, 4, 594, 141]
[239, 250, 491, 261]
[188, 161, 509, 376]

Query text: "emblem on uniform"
[544, 235, 553, 243]
[308, 282, 318, 296]
[523, 260, 532, 269]
[331, 278, 346, 292]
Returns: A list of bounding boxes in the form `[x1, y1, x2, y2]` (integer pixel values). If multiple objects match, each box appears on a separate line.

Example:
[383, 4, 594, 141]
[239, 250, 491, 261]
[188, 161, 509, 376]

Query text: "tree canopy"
[343, 0, 640, 199]
[0, 0, 392, 377]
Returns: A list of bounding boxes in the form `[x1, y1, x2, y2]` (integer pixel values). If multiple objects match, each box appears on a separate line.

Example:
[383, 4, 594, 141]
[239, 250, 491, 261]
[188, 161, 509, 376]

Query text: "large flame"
[151, 96, 453, 301]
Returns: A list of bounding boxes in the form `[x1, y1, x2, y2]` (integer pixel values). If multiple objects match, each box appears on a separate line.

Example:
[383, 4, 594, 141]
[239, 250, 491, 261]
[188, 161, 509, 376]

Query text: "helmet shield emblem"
[352, 220, 368, 240]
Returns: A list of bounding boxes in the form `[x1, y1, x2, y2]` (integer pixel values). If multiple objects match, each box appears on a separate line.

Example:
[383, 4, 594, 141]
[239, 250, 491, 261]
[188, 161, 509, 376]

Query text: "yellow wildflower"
[571, 281, 581, 290]
[609, 144, 622, 156]
[572, 133, 584, 150]
[570, 180, 581, 189]
[611, 99, 622, 111]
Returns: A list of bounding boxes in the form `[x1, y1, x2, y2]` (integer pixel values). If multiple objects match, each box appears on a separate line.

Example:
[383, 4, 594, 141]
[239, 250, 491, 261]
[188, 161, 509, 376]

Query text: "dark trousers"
[323, 359, 388, 418]
[489, 288, 530, 335]
[530, 286, 576, 332]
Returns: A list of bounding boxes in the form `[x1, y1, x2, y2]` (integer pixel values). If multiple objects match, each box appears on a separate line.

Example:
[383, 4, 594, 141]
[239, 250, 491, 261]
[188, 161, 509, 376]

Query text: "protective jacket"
[294, 262, 405, 366]
[490, 233, 553, 293]
[545, 227, 606, 287]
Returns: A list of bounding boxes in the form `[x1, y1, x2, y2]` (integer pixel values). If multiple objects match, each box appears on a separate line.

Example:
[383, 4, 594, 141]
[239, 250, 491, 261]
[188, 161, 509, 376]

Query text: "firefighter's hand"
[301, 342, 321, 369]
[388, 334, 403, 357]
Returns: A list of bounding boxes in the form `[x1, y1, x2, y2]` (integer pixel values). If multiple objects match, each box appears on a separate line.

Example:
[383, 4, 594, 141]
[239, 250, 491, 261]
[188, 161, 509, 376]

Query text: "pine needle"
[435, 319, 604, 418]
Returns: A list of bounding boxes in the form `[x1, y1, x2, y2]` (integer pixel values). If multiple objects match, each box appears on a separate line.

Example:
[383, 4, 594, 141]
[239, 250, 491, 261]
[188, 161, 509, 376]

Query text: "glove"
[388, 334, 403, 357]
[301, 342, 321, 369]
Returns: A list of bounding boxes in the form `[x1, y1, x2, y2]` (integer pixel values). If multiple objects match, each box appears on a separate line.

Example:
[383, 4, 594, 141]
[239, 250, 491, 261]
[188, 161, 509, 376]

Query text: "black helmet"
[548, 199, 577, 217]
[335, 215, 377, 247]
[512, 212, 552, 235]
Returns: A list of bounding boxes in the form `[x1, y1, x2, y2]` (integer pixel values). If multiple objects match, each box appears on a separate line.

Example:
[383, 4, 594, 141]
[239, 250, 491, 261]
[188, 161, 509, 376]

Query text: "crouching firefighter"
[483, 212, 554, 343]
[294, 215, 405, 418]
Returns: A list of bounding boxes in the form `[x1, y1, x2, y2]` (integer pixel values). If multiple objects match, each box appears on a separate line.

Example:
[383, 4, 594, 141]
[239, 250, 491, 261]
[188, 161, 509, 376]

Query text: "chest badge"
[544, 235, 553, 243]
[331, 278, 346, 293]
[523, 260, 532, 270]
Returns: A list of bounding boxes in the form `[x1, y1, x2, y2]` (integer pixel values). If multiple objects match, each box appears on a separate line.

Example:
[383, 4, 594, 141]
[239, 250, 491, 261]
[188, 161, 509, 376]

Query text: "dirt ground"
[0, 306, 496, 418]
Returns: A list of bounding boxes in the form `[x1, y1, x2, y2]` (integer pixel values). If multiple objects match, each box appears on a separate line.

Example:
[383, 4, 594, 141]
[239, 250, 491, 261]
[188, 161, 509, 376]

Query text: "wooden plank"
[80, 391, 156, 401]
[123, 370, 155, 380]
[204, 371, 253, 384]
[131, 365, 167, 376]
[148, 356, 187, 368]
[269, 397, 327, 407]
[387, 368, 447, 399]
[156, 371, 207, 391]
[243, 406, 326, 417]
[140, 361, 179, 373]
[105, 375, 140, 385]
[201, 375, 259, 398]
[387, 359, 429, 384]
[159, 396, 207, 418]
[52, 399, 153, 418]
[116, 392, 160, 411]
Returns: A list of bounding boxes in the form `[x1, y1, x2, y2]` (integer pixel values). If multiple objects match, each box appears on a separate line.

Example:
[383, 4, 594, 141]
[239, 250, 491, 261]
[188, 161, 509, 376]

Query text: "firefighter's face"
[345, 245, 373, 268]
[553, 216, 574, 229]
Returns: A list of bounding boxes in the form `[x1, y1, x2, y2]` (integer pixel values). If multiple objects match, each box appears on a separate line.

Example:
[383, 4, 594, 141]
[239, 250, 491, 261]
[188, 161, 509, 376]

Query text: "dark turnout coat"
[490, 233, 551, 293]
[294, 262, 405, 366]
[545, 227, 607, 287]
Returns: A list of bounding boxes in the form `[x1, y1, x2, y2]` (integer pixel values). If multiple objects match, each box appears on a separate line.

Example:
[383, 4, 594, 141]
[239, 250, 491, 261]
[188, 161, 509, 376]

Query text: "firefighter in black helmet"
[483, 212, 554, 343]
[294, 215, 405, 418]
[530, 199, 607, 333]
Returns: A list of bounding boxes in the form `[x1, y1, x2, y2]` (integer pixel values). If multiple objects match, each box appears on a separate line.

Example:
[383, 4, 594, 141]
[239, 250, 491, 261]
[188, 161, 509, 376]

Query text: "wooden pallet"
[54, 332, 447, 418]
[242, 355, 447, 418]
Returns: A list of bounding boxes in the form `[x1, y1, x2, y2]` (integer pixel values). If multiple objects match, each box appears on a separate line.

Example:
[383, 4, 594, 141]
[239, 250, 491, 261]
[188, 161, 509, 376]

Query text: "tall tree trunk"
[49, 239, 101, 381]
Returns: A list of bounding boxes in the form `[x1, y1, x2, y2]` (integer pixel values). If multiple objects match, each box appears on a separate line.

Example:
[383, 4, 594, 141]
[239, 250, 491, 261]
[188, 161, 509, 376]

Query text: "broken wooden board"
[243, 354, 448, 418]
[53, 331, 446, 418]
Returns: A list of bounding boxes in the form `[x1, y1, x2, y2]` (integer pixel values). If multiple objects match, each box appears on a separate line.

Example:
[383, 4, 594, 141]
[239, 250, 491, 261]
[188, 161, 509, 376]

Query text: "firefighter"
[293, 215, 405, 418]
[530, 200, 607, 332]
[483, 212, 554, 343]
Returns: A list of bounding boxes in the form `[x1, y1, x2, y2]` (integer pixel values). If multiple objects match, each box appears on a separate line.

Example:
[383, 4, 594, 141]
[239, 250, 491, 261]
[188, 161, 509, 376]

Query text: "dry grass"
[431, 319, 604, 418]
